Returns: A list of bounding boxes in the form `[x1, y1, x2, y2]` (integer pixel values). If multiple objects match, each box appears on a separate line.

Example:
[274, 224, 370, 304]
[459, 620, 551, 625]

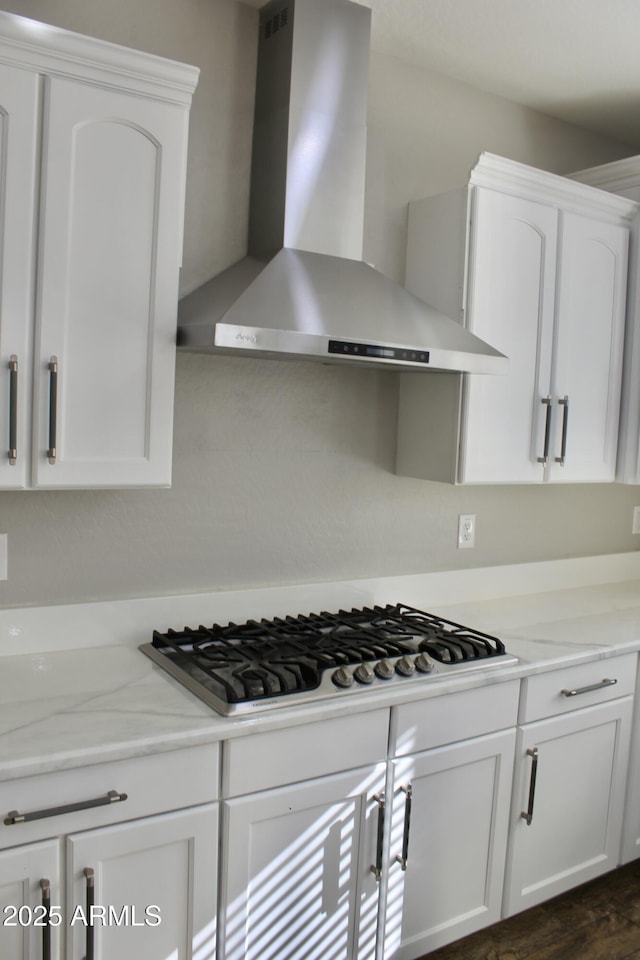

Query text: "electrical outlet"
[0, 534, 6, 580]
[633, 507, 640, 535]
[458, 514, 475, 549]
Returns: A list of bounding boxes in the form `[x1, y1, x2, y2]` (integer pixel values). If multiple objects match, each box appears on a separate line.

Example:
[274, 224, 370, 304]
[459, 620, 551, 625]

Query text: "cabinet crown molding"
[0, 11, 199, 105]
[571, 155, 640, 194]
[470, 152, 638, 224]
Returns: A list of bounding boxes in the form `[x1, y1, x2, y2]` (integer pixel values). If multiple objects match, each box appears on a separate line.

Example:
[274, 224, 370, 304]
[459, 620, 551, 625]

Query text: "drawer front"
[222, 708, 389, 797]
[519, 653, 637, 724]
[0, 743, 219, 849]
[391, 679, 520, 756]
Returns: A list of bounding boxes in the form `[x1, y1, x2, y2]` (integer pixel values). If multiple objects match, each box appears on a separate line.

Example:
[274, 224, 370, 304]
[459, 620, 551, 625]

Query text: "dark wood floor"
[419, 860, 640, 960]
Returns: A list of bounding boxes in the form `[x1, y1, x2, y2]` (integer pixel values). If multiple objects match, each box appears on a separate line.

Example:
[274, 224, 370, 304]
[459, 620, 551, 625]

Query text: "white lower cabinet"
[0, 840, 61, 960]
[621, 657, 640, 863]
[5, 657, 640, 960]
[381, 681, 519, 960]
[383, 729, 515, 960]
[218, 709, 390, 960]
[503, 655, 636, 917]
[0, 807, 217, 960]
[219, 657, 639, 959]
[220, 764, 385, 960]
[218, 682, 524, 960]
[66, 804, 218, 960]
[0, 745, 220, 960]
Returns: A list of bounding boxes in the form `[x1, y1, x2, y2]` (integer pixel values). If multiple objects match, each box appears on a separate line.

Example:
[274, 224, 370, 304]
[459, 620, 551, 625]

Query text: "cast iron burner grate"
[147, 603, 507, 705]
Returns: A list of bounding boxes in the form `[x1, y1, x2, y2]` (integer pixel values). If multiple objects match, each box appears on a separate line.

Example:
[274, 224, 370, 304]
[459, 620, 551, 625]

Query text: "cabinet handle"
[554, 395, 569, 465]
[47, 356, 58, 464]
[369, 793, 385, 881]
[394, 784, 412, 871]
[561, 677, 617, 698]
[83, 868, 94, 960]
[40, 879, 51, 960]
[8, 355, 17, 465]
[537, 396, 552, 464]
[4, 789, 127, 825]
[520, 747, 538, 826]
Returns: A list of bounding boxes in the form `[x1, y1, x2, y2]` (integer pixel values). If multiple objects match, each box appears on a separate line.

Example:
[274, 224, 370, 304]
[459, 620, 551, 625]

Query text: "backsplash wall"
[1, 0, 639, 608]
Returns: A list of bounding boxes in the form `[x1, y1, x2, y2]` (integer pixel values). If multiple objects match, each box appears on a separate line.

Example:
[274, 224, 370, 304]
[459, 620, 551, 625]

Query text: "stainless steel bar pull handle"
[521, 747, 538, 825]
[537, 396, 552, 464]
[561, 678, 617, 698]
[8, 355, 17, 464]
[4, 789, 127, 825]
[369, 793, 385, 881]
[47, 356, 58, 465]
[83, 868, 94, 960]
[395, 784, 413, 871]
[555, 395, 569, 465]
[40, 879, 51, 960]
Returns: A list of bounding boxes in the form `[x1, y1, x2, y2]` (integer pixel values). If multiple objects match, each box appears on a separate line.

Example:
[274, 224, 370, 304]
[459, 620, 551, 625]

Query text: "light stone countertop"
[1, 557, 640, 783]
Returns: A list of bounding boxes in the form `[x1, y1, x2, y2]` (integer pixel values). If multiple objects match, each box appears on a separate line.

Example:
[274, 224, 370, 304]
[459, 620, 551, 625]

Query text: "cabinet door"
[33, 75, 188, 488]
[621, 707, 640, 864]
[382, 729, 515, 960]
[0, 839, 61, 959]
[0, 63, 39, 489]
[220, 764, 385, 960]
[461, 188, 558, 482]
[66, 803, 217, 960]
[550, 213, 628, 482]
[504, 698, 632, 917]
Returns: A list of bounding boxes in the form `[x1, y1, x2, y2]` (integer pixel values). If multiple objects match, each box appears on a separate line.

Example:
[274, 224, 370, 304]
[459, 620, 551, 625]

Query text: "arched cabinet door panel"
[551, 214, 628, 483]
[33, 76, 189, 488]
[0, 63, 39, 490]
[462, 188, 558, 483]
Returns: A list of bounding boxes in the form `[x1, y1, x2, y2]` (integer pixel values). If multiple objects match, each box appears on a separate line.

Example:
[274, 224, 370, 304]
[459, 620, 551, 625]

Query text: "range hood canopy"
[178, 0, 507, 375]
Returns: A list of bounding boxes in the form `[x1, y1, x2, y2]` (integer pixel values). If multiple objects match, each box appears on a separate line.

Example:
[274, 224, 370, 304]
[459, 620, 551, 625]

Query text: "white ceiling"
[241, 0, 640, 148]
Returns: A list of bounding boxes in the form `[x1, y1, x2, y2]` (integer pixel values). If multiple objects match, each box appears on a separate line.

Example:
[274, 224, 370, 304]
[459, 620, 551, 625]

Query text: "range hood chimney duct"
[177, 0, 507, 376]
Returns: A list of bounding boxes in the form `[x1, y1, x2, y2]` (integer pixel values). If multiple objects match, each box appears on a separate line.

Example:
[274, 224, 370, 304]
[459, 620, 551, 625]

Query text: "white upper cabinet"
[0, 12, 198, 489]
[0, 62, 39, 490]
[550, 213, 628, 482]
[462, 188, 558, 483]
[571, 156, 640, 484]
[33, 77, 191, 488]
[397, 153, 635, 484]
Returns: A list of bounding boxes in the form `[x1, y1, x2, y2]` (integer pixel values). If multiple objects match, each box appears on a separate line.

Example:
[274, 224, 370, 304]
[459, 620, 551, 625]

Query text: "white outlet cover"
[0, 534, 6, 580]
[458, 514, 475, 549]
[633, 507, 640, 535]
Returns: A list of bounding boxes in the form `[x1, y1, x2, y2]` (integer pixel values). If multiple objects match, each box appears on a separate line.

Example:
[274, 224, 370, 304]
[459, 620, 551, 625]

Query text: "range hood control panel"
[328, 339, 430, 364]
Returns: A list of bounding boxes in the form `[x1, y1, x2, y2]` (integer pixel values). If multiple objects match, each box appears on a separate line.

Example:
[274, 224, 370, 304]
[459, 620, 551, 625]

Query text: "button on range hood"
[178, 0, 507, 375]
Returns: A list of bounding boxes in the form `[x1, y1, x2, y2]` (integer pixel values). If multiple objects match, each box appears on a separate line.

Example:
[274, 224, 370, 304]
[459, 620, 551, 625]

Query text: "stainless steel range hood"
[178, 0, 507, 375]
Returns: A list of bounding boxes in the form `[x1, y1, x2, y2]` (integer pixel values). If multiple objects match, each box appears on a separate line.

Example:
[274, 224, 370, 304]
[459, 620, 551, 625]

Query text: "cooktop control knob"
[374, 658, 394, 680]
[332, 667, 353, 689]
[395, 656, 416, 677]
[354, 663, 375, 685]
[415, 653, 433, 673]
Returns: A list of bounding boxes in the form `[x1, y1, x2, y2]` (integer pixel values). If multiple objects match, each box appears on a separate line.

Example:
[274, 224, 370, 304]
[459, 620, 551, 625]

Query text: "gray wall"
[1, 0, 639, 609]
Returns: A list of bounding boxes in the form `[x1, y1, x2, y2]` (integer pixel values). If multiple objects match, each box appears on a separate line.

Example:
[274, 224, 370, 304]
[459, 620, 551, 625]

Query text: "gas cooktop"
[140, 603, 517, 716]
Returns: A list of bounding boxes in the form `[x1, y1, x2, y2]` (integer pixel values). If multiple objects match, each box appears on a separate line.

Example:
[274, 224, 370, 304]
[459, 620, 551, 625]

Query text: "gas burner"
[140, 603, 517, 716]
